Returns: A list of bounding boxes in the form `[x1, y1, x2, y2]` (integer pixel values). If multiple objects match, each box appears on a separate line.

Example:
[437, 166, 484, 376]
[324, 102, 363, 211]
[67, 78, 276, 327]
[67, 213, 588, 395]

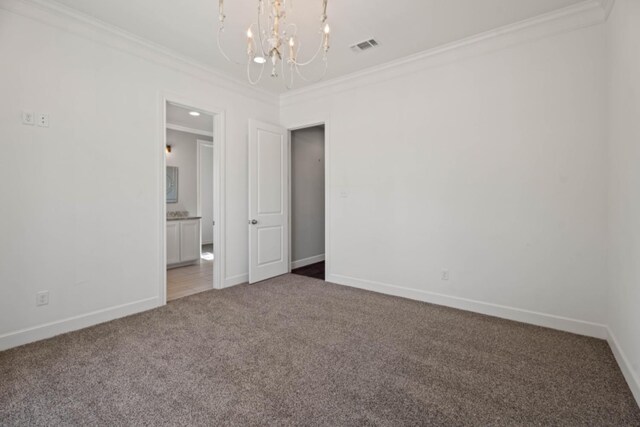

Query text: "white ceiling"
[52, 0, 586, 93]
[166, 103, 213, 132]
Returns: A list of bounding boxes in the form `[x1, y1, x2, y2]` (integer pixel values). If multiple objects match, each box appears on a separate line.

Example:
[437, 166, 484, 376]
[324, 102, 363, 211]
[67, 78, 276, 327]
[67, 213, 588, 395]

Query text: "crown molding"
[280, 0, 612, 108]
[0, 0, 278, 106]
[0, 0, 614, 109]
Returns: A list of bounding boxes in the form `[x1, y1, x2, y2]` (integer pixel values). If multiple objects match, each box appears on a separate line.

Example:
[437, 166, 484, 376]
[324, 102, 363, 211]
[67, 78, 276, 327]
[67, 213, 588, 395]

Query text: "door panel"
[249, 120, 288, 284]
[257, 226, 284, 265]
[257, 137, 283, 214]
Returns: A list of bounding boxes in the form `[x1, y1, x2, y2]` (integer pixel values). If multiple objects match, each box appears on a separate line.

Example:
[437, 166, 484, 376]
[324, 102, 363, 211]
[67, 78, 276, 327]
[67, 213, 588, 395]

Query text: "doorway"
[289, 125, 326, 280]
[163, 101, 220, 301]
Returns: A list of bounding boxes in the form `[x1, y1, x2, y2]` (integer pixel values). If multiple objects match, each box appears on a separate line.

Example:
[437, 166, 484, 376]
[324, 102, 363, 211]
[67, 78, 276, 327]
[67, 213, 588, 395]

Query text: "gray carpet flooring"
[1, 274, 639, 426]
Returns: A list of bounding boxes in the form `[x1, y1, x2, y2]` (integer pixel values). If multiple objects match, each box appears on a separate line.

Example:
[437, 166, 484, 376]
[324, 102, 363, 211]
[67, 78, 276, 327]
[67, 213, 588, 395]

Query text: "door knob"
[250, 219, 258, 225]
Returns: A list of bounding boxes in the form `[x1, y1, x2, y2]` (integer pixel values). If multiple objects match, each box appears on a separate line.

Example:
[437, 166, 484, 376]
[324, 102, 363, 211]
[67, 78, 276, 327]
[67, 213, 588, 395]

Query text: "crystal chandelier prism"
[217, 0, 331, 89]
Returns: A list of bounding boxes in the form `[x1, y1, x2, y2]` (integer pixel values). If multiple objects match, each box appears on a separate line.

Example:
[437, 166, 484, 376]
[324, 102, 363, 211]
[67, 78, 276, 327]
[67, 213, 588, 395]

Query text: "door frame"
[286, 118, 331, 280]
[159, 92, 227, 304]
[196, 139, 214, 246]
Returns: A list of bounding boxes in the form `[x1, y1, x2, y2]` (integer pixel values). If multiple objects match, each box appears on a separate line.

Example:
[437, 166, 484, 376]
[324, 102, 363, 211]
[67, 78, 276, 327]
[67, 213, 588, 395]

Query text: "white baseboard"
[201, 240, 213, 245]
[224, 273, 248, 288]
[326, 273, 608, 339]
[291, 254, 325, 270]
[607, 328, 640, 406]
[0, 296, 160, 352]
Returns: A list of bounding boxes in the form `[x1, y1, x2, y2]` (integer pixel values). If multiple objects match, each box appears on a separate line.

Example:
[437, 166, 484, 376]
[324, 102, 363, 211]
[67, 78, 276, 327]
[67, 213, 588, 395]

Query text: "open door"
[248, 119, 288, 284]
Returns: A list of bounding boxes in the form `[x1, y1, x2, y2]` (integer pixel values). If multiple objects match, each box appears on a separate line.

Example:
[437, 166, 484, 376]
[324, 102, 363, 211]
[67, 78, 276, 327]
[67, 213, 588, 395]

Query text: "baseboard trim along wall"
[291, 254, 325, 270]
[326, 273, 608, 340]
[0, 296, 160, 352]
[607, 329, 640, 406]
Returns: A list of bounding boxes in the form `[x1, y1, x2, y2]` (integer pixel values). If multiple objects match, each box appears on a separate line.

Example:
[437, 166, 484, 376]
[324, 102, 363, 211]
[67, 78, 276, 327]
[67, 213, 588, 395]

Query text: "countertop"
[166, 216, 202, 221]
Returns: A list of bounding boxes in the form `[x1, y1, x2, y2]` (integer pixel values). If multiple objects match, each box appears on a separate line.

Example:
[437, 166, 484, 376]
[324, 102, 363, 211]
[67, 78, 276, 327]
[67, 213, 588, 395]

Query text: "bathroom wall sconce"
[166, 145, 172, 154]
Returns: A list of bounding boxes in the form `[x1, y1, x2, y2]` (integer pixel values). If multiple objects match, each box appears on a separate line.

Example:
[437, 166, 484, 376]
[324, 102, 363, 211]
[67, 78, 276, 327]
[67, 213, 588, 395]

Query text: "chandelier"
[217, 0, 331, 88]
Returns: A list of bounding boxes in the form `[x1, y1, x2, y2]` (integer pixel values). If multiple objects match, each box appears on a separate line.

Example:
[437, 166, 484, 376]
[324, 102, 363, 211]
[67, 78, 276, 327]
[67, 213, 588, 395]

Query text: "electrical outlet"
[36, 113, 49, 128]
[441, 270, 450, 281]
[36, 291, 49, 306]
[22, 111, 35, 125]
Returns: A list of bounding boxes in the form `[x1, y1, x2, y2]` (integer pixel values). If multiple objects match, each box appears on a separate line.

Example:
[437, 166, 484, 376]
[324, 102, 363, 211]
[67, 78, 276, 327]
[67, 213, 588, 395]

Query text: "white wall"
[606, 0, 640, 402]
[0, 4, 278, 349]
[291, 126, 325, 265]
[166, 129, 211, 216]
[282, 21, 608, 336]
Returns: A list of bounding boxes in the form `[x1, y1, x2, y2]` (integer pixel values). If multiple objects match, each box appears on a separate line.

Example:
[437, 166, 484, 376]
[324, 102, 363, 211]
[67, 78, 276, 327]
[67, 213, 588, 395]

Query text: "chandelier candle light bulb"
[217, 0, 331, 88]
[323, 24, 330, 52]
[247, 27, 254, 57]
[289, 37, 295, 62]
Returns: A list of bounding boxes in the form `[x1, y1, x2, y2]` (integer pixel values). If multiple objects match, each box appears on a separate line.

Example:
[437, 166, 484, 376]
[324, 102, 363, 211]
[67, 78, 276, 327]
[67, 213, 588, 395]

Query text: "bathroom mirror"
[166, 166, 178, 203]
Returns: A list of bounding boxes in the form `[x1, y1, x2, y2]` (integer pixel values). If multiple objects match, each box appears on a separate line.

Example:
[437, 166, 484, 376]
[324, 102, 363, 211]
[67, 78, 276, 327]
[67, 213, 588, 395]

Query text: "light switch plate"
[22, 111, 34, 125]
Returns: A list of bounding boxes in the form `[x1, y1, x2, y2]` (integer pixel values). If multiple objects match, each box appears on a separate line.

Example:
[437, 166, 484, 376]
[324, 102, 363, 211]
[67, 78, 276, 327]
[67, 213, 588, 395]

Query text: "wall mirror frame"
[166, 166, 178, 203]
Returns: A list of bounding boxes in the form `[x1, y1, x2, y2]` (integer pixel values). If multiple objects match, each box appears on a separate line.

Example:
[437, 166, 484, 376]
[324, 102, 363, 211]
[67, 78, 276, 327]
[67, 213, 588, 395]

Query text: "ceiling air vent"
[350, 38, 379, 53]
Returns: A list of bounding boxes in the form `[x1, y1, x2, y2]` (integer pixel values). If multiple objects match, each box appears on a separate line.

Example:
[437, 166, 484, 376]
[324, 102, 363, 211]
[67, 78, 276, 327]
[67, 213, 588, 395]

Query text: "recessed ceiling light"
[189, 111, 201, 117]
[253, 56, 267, 64]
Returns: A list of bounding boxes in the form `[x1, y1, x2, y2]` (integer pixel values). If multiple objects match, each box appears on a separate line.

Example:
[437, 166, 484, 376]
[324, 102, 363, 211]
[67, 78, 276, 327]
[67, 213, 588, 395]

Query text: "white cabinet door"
[248, 119, 288, 284]
[180, 220, 201, 262]
[166, 222, 181, 265]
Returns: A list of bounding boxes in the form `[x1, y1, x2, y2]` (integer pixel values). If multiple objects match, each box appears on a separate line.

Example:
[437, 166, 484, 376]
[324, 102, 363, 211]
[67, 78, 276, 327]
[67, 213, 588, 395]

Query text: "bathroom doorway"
[163, 99, 225, 302]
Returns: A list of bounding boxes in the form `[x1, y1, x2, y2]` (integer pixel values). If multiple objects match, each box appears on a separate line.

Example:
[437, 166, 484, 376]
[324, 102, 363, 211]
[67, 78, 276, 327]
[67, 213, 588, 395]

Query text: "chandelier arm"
[294, 57, 328, 83]
[217, 27, 247, 66]
[247, 59, 266, 85]
[284, 23, 298, 37]
[255, 2, 269, 57]
[289, 34, 325, 67]
[281, 56, 295, 90]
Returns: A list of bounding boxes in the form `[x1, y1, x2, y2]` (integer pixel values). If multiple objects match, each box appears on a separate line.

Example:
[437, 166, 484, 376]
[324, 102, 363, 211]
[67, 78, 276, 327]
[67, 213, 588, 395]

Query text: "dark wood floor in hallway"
[291, 261, 325, 280]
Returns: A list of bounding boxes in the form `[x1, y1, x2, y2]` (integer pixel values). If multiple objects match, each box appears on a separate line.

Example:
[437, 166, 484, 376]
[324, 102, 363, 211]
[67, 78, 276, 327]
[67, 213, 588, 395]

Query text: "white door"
[248, 119, 288, 284]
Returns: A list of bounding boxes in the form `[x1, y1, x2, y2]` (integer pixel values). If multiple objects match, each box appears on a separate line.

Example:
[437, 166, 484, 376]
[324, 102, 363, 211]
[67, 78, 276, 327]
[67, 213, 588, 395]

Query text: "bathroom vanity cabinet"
[166, 218, 201, 268]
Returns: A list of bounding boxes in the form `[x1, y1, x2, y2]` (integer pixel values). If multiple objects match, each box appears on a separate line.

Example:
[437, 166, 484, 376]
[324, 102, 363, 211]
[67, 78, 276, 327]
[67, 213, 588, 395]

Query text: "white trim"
[197, 140, 215, 250]
[196, 139, 214, 217]
[0, 0, 611, 108]
[0, 0, 277, 105]
[291, 254, 325, 270]
[167, 123, 214, 138]
[287, 122, 328, 274]
[280, 0, 612, 107]
[0, 297, 159, 352]
[224, 273, 248, 288]
[160, 92, 227, 307]
[326, 273, 608, 339]
[607, 328, 640, 406]
[284, 117, 332, 280]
